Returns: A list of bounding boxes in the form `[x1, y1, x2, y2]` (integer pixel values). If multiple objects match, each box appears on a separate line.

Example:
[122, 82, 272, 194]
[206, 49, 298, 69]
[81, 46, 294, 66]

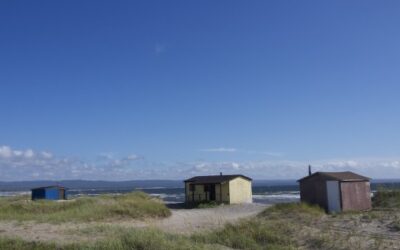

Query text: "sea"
[0, 180, 399, 204]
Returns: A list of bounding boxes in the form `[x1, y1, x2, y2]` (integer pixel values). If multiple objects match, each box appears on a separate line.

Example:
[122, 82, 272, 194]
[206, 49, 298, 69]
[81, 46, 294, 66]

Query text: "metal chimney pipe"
[308, 165, 312, 176]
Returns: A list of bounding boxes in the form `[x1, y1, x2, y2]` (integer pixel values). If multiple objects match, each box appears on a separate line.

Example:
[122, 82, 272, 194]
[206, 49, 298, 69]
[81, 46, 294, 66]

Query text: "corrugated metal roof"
[298, 171, 370, 182]
[184, 174, 252, 184]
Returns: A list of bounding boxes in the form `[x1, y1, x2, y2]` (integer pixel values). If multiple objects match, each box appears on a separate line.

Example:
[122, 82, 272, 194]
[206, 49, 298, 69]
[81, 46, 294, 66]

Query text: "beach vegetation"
[372, 188, 400, 208]
[0, 192, 170, 223]
[0, 200, 399, 249]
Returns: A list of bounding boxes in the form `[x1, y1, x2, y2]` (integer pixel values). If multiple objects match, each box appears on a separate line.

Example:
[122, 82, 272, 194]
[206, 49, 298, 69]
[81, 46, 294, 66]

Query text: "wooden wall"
[299, 176, 328, 210]
[340, 181, 371, 211]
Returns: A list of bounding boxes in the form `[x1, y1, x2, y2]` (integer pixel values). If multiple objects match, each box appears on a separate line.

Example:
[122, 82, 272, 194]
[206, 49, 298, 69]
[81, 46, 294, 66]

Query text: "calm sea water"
[1, 182, 399, 204]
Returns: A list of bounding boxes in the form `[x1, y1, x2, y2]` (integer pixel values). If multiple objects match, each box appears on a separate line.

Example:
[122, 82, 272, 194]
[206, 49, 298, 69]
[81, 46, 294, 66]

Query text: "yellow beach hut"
[184, 173, 252, 204]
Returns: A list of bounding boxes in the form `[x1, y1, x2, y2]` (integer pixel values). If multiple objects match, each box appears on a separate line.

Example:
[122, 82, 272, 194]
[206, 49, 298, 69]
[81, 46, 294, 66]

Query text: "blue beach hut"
[31, 186, 67, 200]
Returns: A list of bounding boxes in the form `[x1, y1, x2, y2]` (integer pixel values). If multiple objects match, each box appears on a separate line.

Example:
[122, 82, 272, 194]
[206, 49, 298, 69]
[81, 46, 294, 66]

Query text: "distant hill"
[0, 179, 399, 191]
[0, 180, 183, 191]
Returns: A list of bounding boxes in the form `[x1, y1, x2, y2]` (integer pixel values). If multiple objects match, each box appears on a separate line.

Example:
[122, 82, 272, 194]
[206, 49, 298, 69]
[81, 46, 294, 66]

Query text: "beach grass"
[372, 188, 400, 208]
[192, 219, 294, 250]
[0, 192, 171, 223]
[0, 203, 324, 250]
[0, 227, 208, 250]
[191, 203, 324, 250]
[260, 202, 324, 218]
[0, 237, 62, 250]
[1, 199, 399, 249]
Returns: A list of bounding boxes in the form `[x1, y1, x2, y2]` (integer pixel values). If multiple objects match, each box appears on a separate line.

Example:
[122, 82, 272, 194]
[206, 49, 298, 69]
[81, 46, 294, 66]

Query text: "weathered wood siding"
[185, 183, 228, 203]
[340, 181, 372, 211]
[228, 177, 252, 204]
[185, 183, 207, 202]
[299, 176, 328, 210]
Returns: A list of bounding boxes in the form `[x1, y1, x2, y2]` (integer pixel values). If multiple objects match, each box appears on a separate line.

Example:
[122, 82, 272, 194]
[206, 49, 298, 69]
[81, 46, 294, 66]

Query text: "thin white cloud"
[1, 145, 400, 180]
[0, 146, 37, 159]
[0, 146, 12, 158]
[98, 152, 114, 160]
[41, 151, 53, 159]
[24, 149, 34, 158]
[0, 145, 145, 181]
[201, 147, 237, 153]
[200, 148, 284, 157]
[126, 154, 140, 161]
[175, 158, 400, 180]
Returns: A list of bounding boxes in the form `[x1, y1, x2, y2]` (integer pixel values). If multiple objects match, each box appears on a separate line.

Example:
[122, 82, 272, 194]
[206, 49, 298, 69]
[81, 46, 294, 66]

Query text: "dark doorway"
[209, 184, 216, 201]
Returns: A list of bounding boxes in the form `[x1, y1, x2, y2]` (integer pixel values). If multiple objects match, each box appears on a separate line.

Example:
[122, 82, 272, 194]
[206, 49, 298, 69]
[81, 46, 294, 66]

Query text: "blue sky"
[1, 1, 400, 180]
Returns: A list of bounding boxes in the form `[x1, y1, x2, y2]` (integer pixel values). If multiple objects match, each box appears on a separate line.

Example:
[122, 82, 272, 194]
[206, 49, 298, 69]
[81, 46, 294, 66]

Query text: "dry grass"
[191, 201, 400, 249]
[1, 196, 400, 249]
[0, 192, 171, 223]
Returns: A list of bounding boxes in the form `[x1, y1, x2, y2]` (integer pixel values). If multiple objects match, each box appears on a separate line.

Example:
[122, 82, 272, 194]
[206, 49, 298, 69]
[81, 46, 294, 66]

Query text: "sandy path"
[151, 203, 268, 234]
[0, 203, 268, 244]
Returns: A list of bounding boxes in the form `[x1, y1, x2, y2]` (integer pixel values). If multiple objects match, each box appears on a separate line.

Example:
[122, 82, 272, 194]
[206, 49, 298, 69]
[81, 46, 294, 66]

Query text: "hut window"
[189, 184, 195, 192]
[204, 185, 209, 192]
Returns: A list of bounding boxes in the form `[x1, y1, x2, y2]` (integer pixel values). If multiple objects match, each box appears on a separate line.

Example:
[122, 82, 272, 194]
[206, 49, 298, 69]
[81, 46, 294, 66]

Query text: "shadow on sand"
[165, 202, 189, 209]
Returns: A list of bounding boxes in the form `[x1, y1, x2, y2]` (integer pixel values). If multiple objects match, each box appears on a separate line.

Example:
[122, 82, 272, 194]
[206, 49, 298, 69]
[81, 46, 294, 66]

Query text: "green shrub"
[391, 220, 400, 231]
[372, 189, 400, 208]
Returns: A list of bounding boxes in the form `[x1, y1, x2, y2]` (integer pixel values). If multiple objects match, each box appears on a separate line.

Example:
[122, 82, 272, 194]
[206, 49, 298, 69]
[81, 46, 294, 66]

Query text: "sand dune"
[0, 203, 268, 244]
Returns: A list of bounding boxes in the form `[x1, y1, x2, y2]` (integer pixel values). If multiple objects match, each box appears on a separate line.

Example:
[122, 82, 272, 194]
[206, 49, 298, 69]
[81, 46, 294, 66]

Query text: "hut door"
[59, 189, 65, 200]
[326, 181, 341, 213]
[209, 184, 216, 201]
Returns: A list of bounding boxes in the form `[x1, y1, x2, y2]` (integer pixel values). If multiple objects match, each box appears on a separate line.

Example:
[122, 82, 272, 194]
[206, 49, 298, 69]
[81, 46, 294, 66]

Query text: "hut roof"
[297, 171, 370, 182]
[184, 174, 252, 184]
